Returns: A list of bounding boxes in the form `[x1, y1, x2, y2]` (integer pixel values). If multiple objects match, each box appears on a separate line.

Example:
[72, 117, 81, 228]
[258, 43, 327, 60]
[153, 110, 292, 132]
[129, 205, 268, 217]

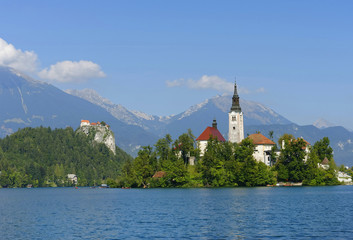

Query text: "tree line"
[111, 131, 343, 188]
[0, 126, 346, 188]
[0, 126, 131, 188]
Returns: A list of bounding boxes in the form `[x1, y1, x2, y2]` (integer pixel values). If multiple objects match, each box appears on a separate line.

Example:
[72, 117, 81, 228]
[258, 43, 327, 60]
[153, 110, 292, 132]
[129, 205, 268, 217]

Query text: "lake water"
[1, 186, 353, 239]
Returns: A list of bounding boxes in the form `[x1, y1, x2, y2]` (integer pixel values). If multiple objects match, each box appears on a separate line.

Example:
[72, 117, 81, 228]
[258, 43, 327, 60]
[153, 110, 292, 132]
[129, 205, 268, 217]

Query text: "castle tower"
[228, 80, 244, 143]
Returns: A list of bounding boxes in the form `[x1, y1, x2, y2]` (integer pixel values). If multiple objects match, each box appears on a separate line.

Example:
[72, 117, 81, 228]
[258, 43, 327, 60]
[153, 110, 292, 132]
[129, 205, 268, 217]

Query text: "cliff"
[77, 123, 116, 155]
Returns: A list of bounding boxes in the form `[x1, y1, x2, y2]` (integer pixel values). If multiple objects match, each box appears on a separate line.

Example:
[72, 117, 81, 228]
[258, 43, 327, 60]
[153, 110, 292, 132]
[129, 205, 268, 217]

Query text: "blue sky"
[0, 1, 352, 130]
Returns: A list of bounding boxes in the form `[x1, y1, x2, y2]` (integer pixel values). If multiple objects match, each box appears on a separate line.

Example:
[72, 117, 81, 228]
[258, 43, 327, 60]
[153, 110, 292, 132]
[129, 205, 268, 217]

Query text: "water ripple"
[0, 186, 353, 239]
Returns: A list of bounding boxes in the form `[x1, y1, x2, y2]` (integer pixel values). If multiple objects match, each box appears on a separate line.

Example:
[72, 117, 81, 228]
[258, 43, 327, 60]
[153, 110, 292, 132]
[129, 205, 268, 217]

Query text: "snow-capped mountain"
[66, 89, 292, 139]
[66, 88, 353, 166]
[65, 89, 170, 133]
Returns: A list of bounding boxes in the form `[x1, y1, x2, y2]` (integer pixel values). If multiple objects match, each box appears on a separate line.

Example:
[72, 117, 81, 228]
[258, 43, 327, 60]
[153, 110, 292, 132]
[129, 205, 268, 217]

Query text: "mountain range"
[66, 89, 353, 166]
[1, 65, 352, 165]
[65, 89, 292, 139]
[0, 66, 158, 154]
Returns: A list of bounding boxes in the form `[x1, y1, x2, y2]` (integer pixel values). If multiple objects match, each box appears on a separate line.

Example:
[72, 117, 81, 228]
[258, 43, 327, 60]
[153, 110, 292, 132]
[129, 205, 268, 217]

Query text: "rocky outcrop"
[77, 124, 116, 155]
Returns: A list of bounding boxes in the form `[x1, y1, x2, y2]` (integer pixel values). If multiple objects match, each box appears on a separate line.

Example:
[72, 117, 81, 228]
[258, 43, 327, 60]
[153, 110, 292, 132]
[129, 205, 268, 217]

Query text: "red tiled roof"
[152, 171, 167, 178]
[302, 138, 310, 146]
[196, 127, 226, 142]
[91, 122, 97, 126]
[248, 133, 275, 145]
[321, 157, 329, 165]
[81, 120, 90, 123]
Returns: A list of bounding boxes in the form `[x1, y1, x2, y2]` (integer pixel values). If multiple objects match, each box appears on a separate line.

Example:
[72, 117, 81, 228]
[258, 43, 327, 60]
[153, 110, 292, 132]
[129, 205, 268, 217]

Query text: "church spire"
[212, 118, 217, 130]
[230, 78, 241, 112]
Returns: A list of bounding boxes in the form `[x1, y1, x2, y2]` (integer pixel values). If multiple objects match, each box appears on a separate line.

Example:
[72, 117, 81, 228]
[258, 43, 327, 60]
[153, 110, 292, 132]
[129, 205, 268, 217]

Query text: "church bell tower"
[228, 80, 244, 143]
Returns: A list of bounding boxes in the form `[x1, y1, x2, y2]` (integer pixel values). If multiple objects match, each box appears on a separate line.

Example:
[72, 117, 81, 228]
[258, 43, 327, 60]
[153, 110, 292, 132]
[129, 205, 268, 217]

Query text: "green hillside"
[0, 127, 132, 188]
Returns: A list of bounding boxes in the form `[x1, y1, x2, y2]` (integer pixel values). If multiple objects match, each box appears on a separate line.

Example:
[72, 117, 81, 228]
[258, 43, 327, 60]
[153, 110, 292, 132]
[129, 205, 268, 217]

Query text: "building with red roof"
[80, 120, 90, 127]
[248, 133, 276, 166]
[196, 119, 225, 156]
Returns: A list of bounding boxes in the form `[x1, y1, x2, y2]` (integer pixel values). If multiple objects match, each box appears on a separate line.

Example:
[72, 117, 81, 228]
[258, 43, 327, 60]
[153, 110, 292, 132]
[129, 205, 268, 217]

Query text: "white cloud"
[166, 75, 266, 95]
[239, 87, 250, 94]
[256, 87, 265, 93]
[38, 60, 106, 83]
[0, 38, 38, 73]
[166, 75, 234, 93]
[0, 38, 106, 83]
[166, 79, 185, 87]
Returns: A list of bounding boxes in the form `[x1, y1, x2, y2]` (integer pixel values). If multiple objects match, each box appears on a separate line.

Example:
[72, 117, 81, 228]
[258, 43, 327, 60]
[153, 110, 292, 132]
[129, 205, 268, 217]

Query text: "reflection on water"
[1, 186, 353, 239]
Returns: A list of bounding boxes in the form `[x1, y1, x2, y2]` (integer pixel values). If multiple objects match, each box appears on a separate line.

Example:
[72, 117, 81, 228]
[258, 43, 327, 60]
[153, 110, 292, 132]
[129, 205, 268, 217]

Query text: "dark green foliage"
[132, 146, 158, 188]
[0, 127, 132, 188]
[312, 137, 333, 162]
[275, 135, 339, 185]
[117, 132, 340, 188]
[173, 129, 196, 165]
[199, 138, 228, 187]
[119, 131, 276, 188]
[275, 138, 307, 182]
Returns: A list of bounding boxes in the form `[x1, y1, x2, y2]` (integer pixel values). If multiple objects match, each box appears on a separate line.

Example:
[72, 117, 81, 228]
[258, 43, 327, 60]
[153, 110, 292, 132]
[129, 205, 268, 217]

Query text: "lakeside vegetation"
[111, 131, 349, 188]
[0, 127, 351, 188]
[0, 127, 131, 188]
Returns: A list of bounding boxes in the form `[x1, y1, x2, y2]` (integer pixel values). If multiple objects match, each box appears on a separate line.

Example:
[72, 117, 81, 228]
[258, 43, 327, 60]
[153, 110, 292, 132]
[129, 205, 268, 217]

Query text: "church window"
[232, 116, 236, 121]
[233, 127, 235, 130]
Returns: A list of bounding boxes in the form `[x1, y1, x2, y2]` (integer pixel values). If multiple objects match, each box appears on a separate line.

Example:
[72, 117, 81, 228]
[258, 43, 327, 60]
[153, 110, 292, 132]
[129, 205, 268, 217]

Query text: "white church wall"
[253, 144, 273, 166]
[228, 111, 244, 143]
[198, 140, 208, 157]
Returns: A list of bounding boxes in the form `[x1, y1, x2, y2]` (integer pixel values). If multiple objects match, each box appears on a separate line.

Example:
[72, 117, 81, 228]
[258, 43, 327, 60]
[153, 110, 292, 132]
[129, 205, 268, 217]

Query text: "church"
[196, 80, 244, 155]
[196, 80, 274, 166]
[228, 81, 244, 143]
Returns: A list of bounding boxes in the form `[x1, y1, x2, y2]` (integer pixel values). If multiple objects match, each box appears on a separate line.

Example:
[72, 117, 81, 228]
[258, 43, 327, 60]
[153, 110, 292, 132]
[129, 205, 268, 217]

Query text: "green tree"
[276, 137, 306, 182]
[155, 134, 173, 162]
[278, 133, 295, 148]
[312, 137, 333, 162]
[132, 146, 157, 188]
[199, 138, 227, 187]
[173, 129, 196, 165]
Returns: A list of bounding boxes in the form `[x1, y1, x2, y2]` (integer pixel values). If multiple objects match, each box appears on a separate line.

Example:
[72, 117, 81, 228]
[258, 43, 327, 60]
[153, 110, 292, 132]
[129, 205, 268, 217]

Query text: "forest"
[0, 126, 349, 188]
[0, 126, 131, 188]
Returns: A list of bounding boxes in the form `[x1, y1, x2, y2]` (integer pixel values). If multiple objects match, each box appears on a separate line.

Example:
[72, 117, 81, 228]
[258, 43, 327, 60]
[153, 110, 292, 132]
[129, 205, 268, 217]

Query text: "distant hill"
[0, 66, 158, 155]
[0, 126, 132, 187]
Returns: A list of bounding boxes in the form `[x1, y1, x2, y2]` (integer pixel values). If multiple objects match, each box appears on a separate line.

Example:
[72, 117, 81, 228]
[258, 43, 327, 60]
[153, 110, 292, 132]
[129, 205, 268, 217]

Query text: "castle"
[80, 120, 110, 128]
[78, 120, 116, 154]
